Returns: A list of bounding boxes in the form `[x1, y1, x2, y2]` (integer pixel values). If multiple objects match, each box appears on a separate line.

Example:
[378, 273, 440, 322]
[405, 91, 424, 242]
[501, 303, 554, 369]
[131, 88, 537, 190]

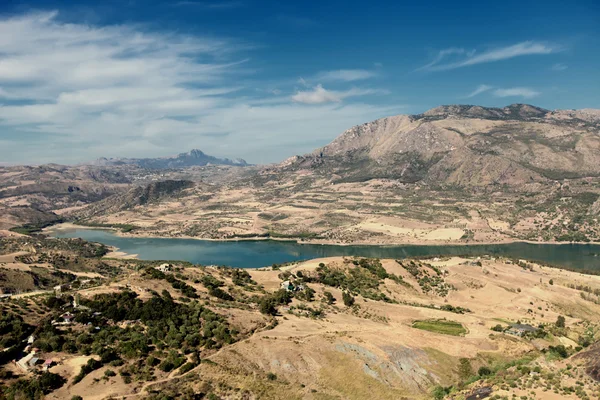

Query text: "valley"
[2, 104, 600, 399]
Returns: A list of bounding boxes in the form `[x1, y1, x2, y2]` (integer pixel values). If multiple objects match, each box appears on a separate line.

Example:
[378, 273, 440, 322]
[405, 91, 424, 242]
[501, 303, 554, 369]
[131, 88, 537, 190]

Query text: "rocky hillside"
[0, 164, 133, 230]
[277, 104, 600, 186]
[92, 149, 248, 169]
[72, 179, 195, 218]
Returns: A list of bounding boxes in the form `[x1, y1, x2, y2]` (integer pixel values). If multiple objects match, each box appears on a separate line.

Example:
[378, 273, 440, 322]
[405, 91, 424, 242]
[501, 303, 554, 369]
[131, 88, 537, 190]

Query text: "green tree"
[556, 315, 566, 328]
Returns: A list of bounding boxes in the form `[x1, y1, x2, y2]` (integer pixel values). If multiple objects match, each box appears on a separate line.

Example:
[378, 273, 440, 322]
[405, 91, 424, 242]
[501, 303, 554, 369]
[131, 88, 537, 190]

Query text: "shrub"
[267, 372, 277, 381]
[73, 358, 102, 384]
[342, 292, 355, 307]
[478, 366, 492, 376]
[208, 287, 234, 301]
[548, 345, 568, 359]
[259, 290, 292, 315]
[322, 291, 335, 305]
[178, 362, 196, 375]
[556, 315, 566, 328]
[431, 385, 452, 400]
[458, 358, 473, 381]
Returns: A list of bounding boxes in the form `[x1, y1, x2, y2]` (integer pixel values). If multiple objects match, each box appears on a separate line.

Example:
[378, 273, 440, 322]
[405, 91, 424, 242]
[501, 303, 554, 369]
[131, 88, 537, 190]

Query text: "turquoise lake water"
[51, 228, 600, 270]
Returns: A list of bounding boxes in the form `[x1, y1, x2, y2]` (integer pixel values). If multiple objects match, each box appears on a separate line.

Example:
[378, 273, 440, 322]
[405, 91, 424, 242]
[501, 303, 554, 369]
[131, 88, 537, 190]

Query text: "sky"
[0, 0, 599, 165]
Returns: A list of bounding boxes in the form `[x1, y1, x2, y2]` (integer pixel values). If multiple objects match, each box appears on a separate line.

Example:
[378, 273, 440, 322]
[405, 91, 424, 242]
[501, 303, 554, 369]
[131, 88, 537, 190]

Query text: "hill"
[0, 164, 133, 231]
[2, 237, 600, 399]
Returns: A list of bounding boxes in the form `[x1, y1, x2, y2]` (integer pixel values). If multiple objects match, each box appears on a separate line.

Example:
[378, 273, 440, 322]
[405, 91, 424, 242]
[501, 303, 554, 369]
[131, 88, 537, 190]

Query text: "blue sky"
[0, 0, 598, 164]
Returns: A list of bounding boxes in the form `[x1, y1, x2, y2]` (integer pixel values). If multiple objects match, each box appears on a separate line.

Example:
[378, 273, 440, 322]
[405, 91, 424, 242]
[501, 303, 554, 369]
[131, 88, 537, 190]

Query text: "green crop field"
[412, 319, 467, 336]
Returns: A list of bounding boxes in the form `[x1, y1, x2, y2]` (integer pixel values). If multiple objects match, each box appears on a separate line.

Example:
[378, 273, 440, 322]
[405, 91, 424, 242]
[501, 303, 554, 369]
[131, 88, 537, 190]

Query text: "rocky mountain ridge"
[276, 104, 600, 186]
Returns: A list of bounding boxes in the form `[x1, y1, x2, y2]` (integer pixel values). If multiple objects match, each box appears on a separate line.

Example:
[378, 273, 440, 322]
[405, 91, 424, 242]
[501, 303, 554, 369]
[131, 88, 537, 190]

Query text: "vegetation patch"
[412, 319, 467, 336]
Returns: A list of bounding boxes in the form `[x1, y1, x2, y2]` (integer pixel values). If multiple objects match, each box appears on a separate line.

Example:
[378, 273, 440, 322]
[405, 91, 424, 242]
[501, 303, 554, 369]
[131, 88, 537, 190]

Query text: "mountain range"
[91, 149, 248, 169]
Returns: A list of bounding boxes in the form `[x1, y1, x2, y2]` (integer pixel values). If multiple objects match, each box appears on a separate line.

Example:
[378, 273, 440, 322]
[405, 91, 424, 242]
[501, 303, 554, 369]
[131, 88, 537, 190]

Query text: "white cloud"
[493, 87, 540, 99]
[465, 84, 493, 98]
[419, 41, 560, 71]
[316, 69, 377, 82]
[0, 11, 397, 164]
[551, 63, 568, 71]
[291, 85, 385, 104]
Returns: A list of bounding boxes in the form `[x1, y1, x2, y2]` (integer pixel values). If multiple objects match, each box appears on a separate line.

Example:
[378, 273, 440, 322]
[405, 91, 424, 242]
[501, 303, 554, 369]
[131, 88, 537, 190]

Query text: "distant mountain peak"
[184, 149, 207, 158]
[90, 149, 248, 169]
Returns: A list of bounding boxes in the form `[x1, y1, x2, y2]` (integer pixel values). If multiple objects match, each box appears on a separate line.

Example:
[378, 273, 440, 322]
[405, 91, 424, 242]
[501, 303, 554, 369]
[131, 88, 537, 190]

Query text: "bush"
[178, 362, 196, 375]
[73, 358, 102, 384]
[458, 358, 473, 381]
[548, 344, 568, 358]
[208, 287, 234, 301]
[431, 385, 452, 400]
[322, 291, 335, 305]
[491, 324, 504, 332]
[478, 366, 492, 376]
[342, 292, 355, 307]
[104, 369, 116, 377]
[259, 290, 292, 315]
[266, 372, 277, 381]
[5, 372, 66, 399]
[556, 315, 566, 328]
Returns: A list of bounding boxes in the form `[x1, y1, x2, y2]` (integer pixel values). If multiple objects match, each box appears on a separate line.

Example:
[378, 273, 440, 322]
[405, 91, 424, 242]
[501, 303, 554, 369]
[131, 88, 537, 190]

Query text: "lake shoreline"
[44, 222, 600, 247]
[45, 223, 600, 270]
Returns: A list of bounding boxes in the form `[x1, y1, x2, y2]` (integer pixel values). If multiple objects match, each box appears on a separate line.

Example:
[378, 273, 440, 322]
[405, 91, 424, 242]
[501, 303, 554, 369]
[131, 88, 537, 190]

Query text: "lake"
[50, 228, 600, 270]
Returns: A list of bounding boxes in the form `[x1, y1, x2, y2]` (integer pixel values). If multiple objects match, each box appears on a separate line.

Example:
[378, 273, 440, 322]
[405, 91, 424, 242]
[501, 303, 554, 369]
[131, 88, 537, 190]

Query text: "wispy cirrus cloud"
[0, 11, 398, 164]
[464, 84, 493, 98]
[315, 69, 377, 82]
[419, 41, 561, 71]
[291, 84, 386, 104]
[462, 84, 540, 99]
[493, 87, 540, 99]
[551, 63, 568, 71]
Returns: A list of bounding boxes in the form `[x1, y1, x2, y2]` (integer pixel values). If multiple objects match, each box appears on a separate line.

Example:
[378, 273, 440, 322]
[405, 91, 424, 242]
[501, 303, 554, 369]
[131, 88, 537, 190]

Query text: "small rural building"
[156, 263, 172, 273]
[53, 284, 71, 293]
[280, 280, 294, 291]
[507, 323, 539, 337]
[42, 359, 54, 371]
[62, 313, 75, 324]
[16, 353, 35, 371]
[27, 357, 41, 368]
